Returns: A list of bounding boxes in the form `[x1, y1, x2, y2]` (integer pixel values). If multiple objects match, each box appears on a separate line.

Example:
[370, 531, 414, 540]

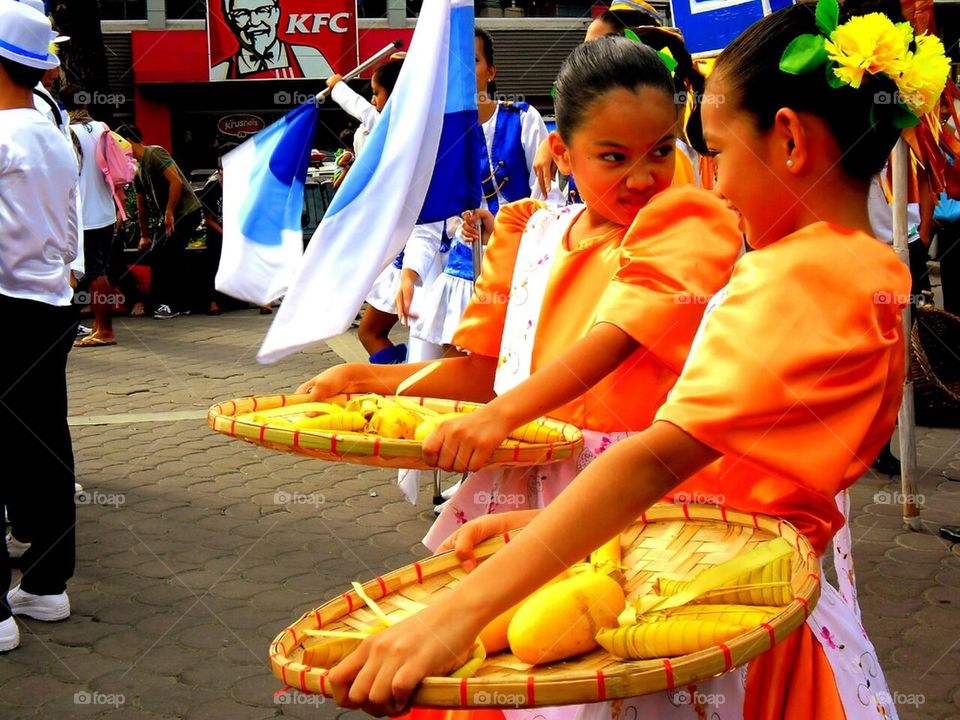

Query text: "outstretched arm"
[329, 420, 719, 715]
[423, 323, 638, 472]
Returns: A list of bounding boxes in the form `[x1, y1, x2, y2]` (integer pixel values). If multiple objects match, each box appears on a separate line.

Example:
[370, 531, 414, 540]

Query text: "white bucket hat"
[0, 1, 61, 70]
[11, 0, 68, 41]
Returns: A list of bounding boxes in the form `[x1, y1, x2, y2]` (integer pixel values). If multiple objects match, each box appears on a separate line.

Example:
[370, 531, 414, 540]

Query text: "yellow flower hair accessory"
[779, 0, 950, 128]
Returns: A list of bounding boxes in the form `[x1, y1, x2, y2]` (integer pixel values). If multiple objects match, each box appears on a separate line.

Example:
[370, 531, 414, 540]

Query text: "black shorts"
[80, 224, 118, 283]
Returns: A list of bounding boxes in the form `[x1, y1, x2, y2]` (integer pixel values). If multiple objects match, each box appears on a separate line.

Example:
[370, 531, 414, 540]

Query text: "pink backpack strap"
[98, 122, 128, 221]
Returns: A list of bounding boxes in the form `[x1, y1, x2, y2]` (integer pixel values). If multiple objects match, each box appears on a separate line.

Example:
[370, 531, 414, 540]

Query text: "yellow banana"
[288, 411, 368, 432]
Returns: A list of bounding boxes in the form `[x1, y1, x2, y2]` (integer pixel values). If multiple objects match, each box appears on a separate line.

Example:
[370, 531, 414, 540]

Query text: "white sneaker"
[74, 482, 83, 494]
[5, 532, 30, 559]
[6, 585, 70, 622]
[0, 617, 19, 652]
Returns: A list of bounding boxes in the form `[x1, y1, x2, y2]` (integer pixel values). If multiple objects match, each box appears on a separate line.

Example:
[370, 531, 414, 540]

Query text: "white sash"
[493, 205, 583, 396]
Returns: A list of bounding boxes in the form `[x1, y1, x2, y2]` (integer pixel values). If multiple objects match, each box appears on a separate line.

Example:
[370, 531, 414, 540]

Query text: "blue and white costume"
[411, 100, 548, 346]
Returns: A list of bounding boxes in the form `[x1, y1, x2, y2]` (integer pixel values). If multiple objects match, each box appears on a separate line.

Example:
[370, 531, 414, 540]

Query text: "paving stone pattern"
[6, 310, 958, 718]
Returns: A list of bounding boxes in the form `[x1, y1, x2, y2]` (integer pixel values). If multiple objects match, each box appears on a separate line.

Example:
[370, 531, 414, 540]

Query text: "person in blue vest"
[404, 28, 548, 356]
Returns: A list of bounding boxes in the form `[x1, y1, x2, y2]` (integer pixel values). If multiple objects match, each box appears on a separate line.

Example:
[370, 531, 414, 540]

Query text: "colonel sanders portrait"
[211, 0, 334, 79]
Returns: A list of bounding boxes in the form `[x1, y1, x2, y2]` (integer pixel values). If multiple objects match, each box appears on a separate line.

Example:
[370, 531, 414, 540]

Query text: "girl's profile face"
[700, 74, 787, 247]
[555, 85, 677, 227]
[475, 37, 495, 96]
[371, 78, 389, 112]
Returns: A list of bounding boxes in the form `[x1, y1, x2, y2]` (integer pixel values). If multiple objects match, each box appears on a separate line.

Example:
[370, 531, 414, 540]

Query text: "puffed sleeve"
[595, 186, 743, 374]
[656, 232, 911, 495]
[452, 199, 542, 357]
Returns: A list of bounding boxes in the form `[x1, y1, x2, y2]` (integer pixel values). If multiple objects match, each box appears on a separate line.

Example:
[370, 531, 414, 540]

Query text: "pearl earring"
[786, 159, 795, 168]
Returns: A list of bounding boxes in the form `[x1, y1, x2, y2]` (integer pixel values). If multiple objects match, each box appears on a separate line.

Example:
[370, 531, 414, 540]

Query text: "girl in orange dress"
[322, 3, 948, 719]
[298, 38, 742, 517]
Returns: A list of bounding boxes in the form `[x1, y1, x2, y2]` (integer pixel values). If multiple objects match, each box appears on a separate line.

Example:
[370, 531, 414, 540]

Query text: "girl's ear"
[772, 108, 807, 174]
[488, 64, 498, 85]
[548, 131, 572, 175]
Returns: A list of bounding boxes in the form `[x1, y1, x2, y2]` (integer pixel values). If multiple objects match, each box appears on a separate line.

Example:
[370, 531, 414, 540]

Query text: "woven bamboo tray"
[208, 393, 583, 470]
[911, 305, 960, 428]
[269, 503, 820, 708]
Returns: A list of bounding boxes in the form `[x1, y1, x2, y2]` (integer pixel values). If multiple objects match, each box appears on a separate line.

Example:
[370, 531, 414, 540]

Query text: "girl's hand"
[422, 405, 511, 473]
[395, 269, 420, 325]
[460, 209, 495, 246]
[533, 138, 557, 198]
[328, 603, 481, 715]
[436, 510, 541, 572]
[296, 363, 360, 400]
[326, 73, 343, 89]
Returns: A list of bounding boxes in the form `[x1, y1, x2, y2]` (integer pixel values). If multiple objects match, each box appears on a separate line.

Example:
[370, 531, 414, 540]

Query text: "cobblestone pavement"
[4, 309, 959, 719]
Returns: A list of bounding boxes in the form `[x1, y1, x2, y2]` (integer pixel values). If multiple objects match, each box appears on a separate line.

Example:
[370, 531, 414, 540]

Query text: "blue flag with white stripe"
[216, 101, 318, 305]
[257, 0, 481, 363]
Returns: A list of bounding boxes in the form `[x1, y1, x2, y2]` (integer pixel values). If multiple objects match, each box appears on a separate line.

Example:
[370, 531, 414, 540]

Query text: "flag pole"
[891, 139, 921, 531]
[315, 41, 403, 102]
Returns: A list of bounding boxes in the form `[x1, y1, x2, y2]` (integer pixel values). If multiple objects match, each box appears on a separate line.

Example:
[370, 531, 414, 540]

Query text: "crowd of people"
[1, 0, 958, 717]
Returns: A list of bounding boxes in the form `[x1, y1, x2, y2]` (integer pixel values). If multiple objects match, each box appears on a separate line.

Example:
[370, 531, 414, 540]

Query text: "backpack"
[95, 122, 137, 220]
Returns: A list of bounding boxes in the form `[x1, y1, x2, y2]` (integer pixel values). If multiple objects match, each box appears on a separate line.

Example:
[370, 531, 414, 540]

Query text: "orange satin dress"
[453, 185, 744, 434]
[657, 221, 911, 718]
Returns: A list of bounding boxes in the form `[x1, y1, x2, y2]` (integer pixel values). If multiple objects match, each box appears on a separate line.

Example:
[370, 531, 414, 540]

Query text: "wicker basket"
[208, 393, 583, 470]
[269, 503, 819, 708]
[910, 305, 960, 428]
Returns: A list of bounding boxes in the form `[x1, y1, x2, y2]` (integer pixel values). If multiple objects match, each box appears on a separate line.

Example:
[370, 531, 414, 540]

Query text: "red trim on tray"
[281, 664, 289, 685]
[459, 678, 468, 707]
[808, 573, 820, 584]
[330, 435, 338, 454]
[720, 505, 728, 522]
[259, 424, 267, 442]
[719, 642, 733, 671]
[414, 562, 424, 583]
[293, 430, 301, 450]
[299, 668, 307, 690]
[682, 504, 691, 520]
[761, 622, 776, 647]
[596, 670, 606, 701]
[796, 596, 810, 618]
[527, 676, 535, 706]
[320, 671, 328, 696]
[373, 437, 381, 457]
[640, 511, 648, 524]
[252, 396, 258, 411]
[376, 577, 388, 598]
[288, 628, 298, 645]
[777, 519, 784, 536]
[314, 610, 322, 628]
[229, 418, 236, 436]
[752, 513, 760, 530]
[513, 444, 520, 462]
[663, 659, 675, 689]
[228, 400, 236, 414]
[342, 593, 354, 612]
[503, 531, 511, 544]
[545, 446, 554, 461]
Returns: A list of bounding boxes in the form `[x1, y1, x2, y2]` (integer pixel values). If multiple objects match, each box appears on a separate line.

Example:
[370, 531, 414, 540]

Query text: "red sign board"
[217, 113, 266, 138]
[208, 0, 358, 81]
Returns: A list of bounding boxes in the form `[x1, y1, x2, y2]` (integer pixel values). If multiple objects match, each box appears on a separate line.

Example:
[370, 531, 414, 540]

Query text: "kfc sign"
[208, 0, 358, 81]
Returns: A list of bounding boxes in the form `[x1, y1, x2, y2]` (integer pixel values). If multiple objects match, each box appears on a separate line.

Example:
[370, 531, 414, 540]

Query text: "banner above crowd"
[669, 0, 794, 54]
[207, 0, 358, 81]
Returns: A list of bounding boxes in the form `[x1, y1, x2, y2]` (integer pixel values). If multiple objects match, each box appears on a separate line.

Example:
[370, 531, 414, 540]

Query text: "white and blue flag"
[216, 101, 319, 306]
[256, 0, 481, 364]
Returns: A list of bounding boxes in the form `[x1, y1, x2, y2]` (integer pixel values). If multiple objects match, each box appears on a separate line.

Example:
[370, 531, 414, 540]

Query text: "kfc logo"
[208, 0, 357, 81]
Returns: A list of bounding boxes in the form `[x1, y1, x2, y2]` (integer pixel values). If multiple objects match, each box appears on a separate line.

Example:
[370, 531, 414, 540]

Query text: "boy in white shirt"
[0, 0, 80, 652]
